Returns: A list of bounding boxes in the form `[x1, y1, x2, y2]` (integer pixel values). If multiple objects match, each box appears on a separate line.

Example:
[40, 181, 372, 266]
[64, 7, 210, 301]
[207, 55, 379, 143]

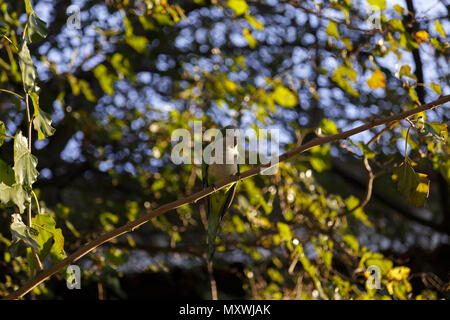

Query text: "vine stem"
[32, 190, 41, 215]
[3, 94, 450, 300]
[404, 125, 413, 162]
[25, 93, 44, 273]
[0, 89, 25, 101]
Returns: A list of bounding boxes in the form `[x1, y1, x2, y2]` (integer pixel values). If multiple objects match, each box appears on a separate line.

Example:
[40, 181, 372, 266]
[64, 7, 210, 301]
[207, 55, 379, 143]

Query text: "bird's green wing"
[206, 182, 237, 262]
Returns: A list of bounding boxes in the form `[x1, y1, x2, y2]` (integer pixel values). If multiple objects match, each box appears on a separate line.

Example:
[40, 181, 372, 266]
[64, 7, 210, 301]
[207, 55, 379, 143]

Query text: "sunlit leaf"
[415, 31, 428, 43]
[245, 15, 263, 30]
[358, 142, 376, 158]
[325, 21, 339, 38]
[243, 28, 257, 48]
[32, 213, 66, 262]
[319, 118, 339, 135]
[0, 159, 15, 186]
[367, 0, 386, 11]
[367, 69, 385, 89]
[399, 65, 416, 80]
[435, 20, 446, 38]
[0, 183, 30, 213]
[26, 10, 48, 43]
[33, 109, 56, 140]
[387, 266, 410, 281]
[10, 213, 40, 251]
[272, 86, 297, 108]
[406, 173, 430, 207]
[93, 64, 115, 95]
[13, 131, 39, 187]
[430, 83, 442, 95]
[0, 121, 5, 147]
[227, 0, 248, 15]
[18, 42, 38, 93]
[0, 23, 7, 39]
[393, 4, 404, 15]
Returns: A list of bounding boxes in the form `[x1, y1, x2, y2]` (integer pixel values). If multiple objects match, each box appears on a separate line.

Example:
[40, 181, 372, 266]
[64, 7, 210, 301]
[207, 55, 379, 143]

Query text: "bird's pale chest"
[207, 163, 238, 184]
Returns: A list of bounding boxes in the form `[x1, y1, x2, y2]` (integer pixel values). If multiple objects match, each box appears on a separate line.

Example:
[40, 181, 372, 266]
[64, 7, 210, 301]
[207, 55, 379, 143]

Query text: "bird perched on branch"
[202, 125, 240, 262]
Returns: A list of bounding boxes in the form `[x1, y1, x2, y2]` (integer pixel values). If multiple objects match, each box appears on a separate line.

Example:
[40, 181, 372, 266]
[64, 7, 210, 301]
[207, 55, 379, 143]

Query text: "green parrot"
[202, 125, 240, 262]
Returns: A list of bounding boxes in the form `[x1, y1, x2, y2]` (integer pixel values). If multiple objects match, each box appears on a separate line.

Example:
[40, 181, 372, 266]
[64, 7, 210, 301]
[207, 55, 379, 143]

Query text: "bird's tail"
[206, 221, 219, 262]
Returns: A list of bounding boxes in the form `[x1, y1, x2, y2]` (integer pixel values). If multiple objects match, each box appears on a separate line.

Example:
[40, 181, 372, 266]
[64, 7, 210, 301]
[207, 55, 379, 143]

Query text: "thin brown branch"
[207, 261, 218, 300]
[3, 95, 450, 300]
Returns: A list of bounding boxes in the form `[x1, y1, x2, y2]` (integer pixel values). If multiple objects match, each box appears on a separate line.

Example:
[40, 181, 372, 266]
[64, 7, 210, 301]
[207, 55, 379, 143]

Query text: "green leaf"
[243, 28, 257, 48]
[26, 247, 36, 277]
[393, 4, 404, 15]
[343, 234, 359, 252]
[310, 145, 331, 172]
[272, 86, 297, 108]
[388, 19, 405, 32]
[325, 21, 339, 38]
[395, 160, 419, 197]
[367, 69, 385, 89]
[32, 213, 66, 262]
[13, 131, 39, 186]
[358, 142, 376, 158]
[0, 23, 7, 39]
[0, 121, 5, 147]
[245, 15, 264, 30]
[406, 173, 429, 207]
[0, 182, 12, 205]
[345, 195, 360, 211]
[319, 118, 339, 135]
[27, 10, 48, 43]
[435, 20, 446, 38]
[412, 118, 447, 142]
[367, 0, 386, 10]
[399, 65, 416, 80]
[10, 213, 40, 251]
[227, 0, 248, 15]
[29, 91, 40, 116]
[0, 159, 15, 186]
[409, 86, 419, 104]
[18, 42, 38, 94]
[33, 110, 55, 140]
[277, 222, 292, 242]
[359, 252, 392, 276]
[93, 64, 115, 95]
[24, 0, 33, 14]
[0, 183, 30, 213]
[430, 83, 442, 95]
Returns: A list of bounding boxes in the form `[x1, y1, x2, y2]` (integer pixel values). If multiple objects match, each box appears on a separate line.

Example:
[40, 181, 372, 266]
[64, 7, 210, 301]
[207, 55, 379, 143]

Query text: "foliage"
[0, 0, 449, 300]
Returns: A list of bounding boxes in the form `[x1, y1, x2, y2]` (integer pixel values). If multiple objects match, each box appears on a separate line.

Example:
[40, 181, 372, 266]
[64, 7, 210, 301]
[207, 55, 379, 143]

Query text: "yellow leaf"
[227, 0, 248, 15]
[367, 69, 385, 89]
[415, 31, 428, 43]
[430, 83, 442, 95]
[387, 266, 410, 281]
[435, 20, 446, 38]
[272, 86, 297, 108]
[243, 28, 257, 48]
[245, 15, 264, 30]
[326, 21, 339, 38]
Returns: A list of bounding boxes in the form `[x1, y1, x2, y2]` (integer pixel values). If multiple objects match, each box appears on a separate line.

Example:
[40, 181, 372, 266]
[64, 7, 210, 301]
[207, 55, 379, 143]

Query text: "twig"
[207, 261, 218, 300]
